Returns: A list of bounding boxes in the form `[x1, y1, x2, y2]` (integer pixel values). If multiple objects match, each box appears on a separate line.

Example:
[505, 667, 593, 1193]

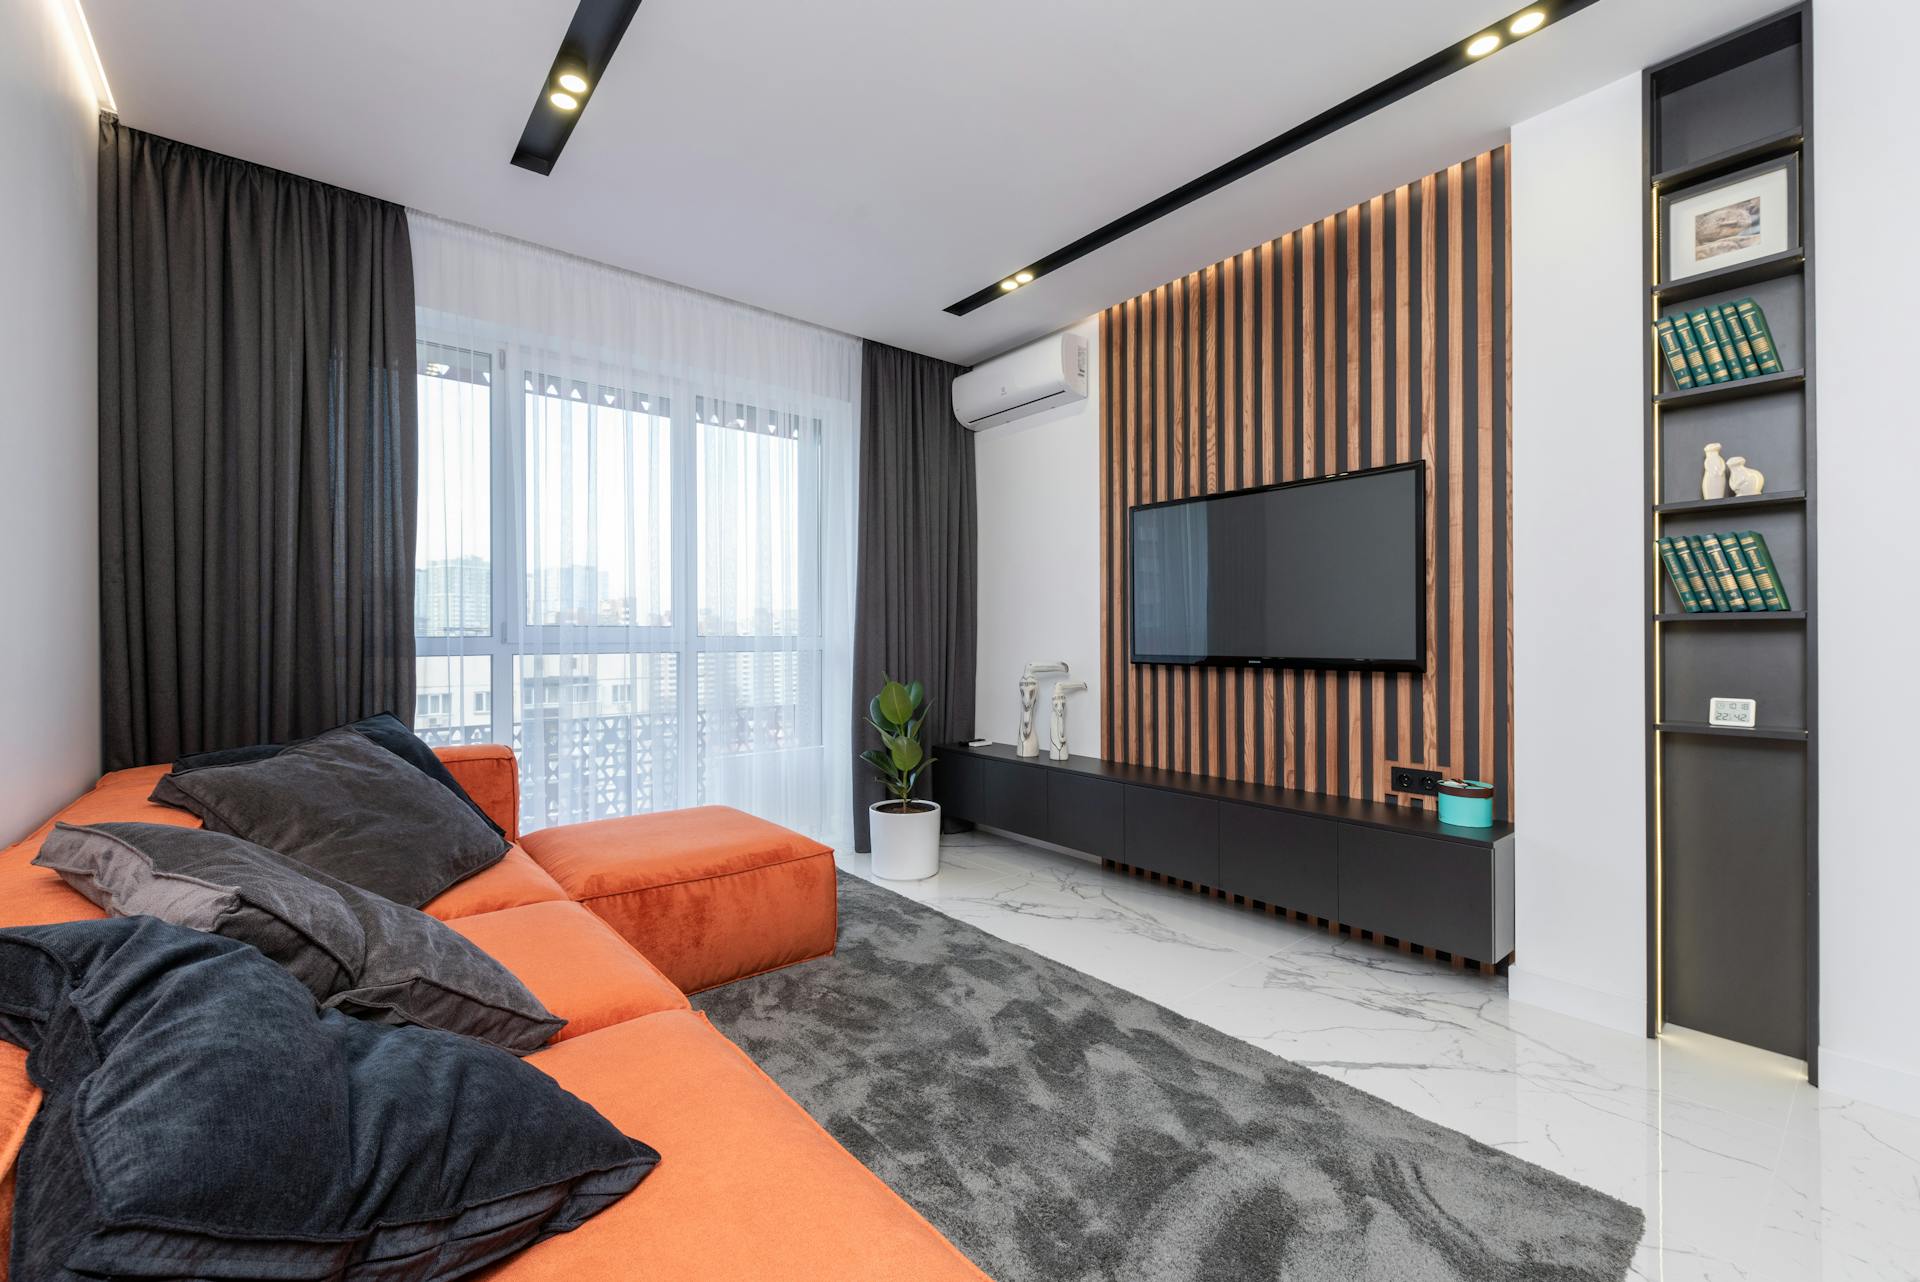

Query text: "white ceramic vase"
[1702, 443, 1728, 500]
[869, 800, 941, 880]
[1727, 456, 1765, 496]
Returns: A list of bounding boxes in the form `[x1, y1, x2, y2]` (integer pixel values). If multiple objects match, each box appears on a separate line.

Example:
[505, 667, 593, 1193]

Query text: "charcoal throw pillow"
[150, 727, 510, 907]
[0, 917, 657, 1282]
[35, 822, 564, 1054]
[170, 711, 507, 838]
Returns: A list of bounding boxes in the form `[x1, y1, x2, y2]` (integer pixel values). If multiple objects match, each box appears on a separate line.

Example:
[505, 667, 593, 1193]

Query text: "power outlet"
[1389, 766, 1442, 795]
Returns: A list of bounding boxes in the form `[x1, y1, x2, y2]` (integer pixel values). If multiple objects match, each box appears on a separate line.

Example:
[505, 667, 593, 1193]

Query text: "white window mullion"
[671, 392, 700, 809]
[490, 343, 518, 754]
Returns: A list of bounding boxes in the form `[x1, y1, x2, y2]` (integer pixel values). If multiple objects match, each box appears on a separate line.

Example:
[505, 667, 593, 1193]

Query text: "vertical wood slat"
[1097, 145, 1510, 819]
[1260, 241, 1278, 787]
[1447, 161, 1467, 798]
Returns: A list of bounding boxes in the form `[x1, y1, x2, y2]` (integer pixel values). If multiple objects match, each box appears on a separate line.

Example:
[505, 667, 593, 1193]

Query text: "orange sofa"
[0, 745, 988, 1281]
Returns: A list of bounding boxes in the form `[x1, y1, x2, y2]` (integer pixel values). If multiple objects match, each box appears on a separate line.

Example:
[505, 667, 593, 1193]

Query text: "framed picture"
[1660, 155, 1800, 283]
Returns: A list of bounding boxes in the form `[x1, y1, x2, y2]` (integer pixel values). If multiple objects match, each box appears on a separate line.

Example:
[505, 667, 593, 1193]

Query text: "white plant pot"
[869, 800, 942, 881]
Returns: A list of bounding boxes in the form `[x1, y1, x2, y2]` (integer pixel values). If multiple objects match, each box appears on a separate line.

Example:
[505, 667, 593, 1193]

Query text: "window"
[415, 343, 492, 639]
[413, 343, 828, 831]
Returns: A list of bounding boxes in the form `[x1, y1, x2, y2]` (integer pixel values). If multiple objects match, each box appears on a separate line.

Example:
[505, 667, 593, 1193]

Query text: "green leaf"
[888, 737, 924, 773]
[877, 680, 914, 727]
[858, 748, 892, 773]
[907, 679, 925, 712]
[868, 695, 897, 735]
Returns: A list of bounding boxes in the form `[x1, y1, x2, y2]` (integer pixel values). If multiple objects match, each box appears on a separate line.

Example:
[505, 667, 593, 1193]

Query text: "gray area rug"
[693, 872, 1644, 1282]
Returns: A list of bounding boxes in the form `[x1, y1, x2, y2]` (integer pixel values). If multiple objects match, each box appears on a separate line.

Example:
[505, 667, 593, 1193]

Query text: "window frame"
[412, 330, 831, 816]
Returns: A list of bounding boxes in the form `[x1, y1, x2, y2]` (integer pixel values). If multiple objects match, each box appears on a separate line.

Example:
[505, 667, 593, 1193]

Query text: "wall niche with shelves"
[1642, 4, 1816, 1076]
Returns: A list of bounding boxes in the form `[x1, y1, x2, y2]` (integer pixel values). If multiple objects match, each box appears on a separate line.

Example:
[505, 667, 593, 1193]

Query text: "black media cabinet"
[935, 742, 1515, 968]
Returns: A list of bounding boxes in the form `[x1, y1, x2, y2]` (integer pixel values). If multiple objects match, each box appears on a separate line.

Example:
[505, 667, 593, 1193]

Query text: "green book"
[1654, 318, 1694, 390]
[1738, 530, 1791, 610]
[1656, 538, 1703, 612]
[1698, 533, 1750, 610]
[1689, 310, 1731, 383]
[1719, 533, 1770, 610]
[1713, 304, 1763, 377]
[1712, 307, 1758, 378]
[1735, 298, 1784, 374]
[1673, 313, 1711, 386]
[1671, 537, 1715, 609]
[1685, 536, 1732, 610]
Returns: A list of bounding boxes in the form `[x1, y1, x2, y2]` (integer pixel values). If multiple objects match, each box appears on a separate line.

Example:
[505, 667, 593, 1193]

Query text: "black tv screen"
[1129, 461, 1426, 671]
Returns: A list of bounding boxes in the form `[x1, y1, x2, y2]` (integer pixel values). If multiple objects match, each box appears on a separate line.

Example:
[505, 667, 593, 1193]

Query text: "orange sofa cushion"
[446, 901, 688, 1041]
[0, 1042, 37, 1282]
[423, 845, 568, 920]
[435, 744, 521, 842]
[490, 1011, 986, 1281]
[521, 807, 836, 994]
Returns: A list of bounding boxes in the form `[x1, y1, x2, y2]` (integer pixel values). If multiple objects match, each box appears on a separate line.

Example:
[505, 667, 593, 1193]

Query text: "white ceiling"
[83, 0, 1778, 364]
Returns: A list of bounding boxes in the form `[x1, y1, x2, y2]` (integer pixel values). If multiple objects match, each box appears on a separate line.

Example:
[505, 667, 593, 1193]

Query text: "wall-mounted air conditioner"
[952, 332, 1089, 431]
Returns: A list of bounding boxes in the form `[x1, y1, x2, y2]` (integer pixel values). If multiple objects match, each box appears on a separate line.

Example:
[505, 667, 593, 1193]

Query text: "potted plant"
[861, 674, 941, 880]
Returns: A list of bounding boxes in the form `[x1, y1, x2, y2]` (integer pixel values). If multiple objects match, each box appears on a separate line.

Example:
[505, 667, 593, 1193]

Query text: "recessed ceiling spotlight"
[1015, 271, 1035, 284]
[1509, 10, 1546, 35]
[557, 71, 590, 94]
[1465, 32, 1501, 57]
[999, 279, 1019, 291]
[550, 91, 580, 111]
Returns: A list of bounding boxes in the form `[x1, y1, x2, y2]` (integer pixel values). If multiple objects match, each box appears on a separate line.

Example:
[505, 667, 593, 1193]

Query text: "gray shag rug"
[693, 872, 1644, 1282]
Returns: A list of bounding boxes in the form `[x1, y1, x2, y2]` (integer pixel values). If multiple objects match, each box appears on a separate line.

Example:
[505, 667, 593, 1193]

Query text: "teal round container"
[1437, 779, 1494, 828]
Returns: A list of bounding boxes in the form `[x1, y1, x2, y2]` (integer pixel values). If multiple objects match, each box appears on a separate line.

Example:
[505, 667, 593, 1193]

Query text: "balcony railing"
[417, 705, 801, 832]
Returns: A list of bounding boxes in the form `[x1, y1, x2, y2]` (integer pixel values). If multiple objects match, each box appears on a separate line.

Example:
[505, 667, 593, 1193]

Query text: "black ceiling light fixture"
[946, 0, 1602, 315]
[511, 0, 648, 176]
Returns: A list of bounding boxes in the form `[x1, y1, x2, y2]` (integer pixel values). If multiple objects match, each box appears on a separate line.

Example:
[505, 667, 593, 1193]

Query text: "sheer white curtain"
[407, 213, 859, 851]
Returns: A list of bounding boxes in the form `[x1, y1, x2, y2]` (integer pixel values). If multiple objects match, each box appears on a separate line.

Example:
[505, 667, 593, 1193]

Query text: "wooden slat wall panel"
[1098, 147, 1512, 818]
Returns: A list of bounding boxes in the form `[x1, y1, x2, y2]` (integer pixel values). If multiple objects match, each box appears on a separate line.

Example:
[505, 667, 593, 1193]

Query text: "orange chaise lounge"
[0, 744, 989, 1281]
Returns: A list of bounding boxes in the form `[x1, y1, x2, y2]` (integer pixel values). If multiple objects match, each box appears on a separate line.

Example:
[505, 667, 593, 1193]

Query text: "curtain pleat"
[851, 341, 977, 851]
[97, 120, 417, 770]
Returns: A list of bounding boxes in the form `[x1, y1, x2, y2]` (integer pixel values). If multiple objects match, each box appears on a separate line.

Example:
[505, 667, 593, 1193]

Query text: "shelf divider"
[1654, 489, 1806, 515]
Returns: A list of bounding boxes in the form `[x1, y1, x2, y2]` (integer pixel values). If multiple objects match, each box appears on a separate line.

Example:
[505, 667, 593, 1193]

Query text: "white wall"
[0, 0, 102, 842]
[973, 317, 1103, 752]
[1507, 73, 1649, 1035]
[1814, 0, 1920, 1116]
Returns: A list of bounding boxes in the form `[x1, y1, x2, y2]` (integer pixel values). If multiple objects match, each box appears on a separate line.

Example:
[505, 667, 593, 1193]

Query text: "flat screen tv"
[1128, 461, 1426, 671]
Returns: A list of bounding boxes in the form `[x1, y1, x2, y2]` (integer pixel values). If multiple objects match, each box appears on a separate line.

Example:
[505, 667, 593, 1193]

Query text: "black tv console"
[935, 742, 1515, 967]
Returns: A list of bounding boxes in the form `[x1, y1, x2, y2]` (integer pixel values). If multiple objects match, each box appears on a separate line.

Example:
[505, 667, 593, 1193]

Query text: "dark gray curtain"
[99, 120, 418, 770]
[852, 341, 977, 850]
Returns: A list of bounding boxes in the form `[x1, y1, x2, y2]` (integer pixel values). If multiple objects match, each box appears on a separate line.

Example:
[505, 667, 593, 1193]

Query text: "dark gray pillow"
[37, 822, 564, 1054]
[149, 726, 509, 907]
[170, 711, 506, 838]
[0, 917, 656, 1282]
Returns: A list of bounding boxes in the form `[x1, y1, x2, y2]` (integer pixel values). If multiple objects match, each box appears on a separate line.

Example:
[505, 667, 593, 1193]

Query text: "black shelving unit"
[1643, 5, 1817, 1078]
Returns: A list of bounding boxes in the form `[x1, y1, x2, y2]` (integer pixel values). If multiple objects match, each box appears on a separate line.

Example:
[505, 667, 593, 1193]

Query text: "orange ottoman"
[520, 807, 836, 994]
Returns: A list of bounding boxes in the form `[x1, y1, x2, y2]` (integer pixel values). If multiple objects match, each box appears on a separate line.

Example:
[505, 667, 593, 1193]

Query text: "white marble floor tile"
[841, 832, 1920, 1282]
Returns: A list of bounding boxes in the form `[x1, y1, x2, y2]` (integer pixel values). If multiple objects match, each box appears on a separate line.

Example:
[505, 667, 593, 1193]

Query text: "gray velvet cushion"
[149, 726, 509, 907]
[0, 917, 656, 1282]
[36, 822, 564, 1054]
[169, 711, 506, 838]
